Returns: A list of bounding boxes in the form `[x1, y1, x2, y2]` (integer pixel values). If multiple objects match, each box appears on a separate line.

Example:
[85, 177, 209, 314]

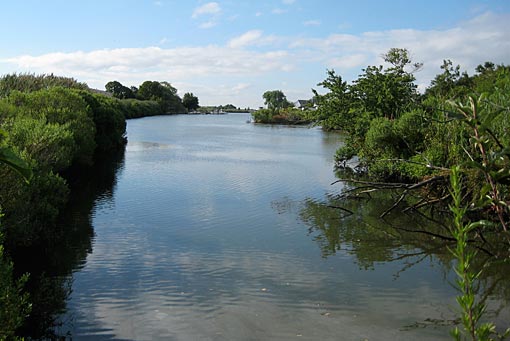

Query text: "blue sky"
[1, 1, 509, 107]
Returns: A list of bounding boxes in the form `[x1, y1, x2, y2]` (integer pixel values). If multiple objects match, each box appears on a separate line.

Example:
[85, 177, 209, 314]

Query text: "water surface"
[55, 113, 508, 340]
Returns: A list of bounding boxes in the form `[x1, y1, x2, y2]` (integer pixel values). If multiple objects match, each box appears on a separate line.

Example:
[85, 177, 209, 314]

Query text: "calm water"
[53, 113, 508, 340]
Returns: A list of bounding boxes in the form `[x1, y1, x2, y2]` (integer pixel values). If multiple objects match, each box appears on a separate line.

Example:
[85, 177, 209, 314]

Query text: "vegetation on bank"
[254, 49, 509, 338]
[0, 73, 210, 338]
[197, 104, 252, 114]
[252, 89, 312, 125]
[1, 49, 509, 339]
[304, 48, 510, 339]
[0, 73, 129, 338]
[105, 80, 199, 117]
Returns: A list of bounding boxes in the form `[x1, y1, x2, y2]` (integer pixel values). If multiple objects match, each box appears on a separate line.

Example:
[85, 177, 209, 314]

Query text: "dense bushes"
[118, 98, 163, 119]
[77, 91, 127, 152]
[312, 52, 510, 338]
[0, 74, 129, 337]
[5, 88, 97, 166]
[0, 81, 127, 246]
[0, 73, 88, 98]
[252, 107, 311, 125]
[312, 49, 510, 185]
[0, 237, 30, 340]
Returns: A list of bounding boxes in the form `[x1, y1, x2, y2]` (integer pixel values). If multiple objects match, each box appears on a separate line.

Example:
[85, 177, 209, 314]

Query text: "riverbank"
[251, 107, 312, 125]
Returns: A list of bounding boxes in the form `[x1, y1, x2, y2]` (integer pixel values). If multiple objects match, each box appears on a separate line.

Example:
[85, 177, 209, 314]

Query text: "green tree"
[105, 81, 135, 99]
[311, 70, 353, 131]
[76, 91, 127, 153]
[0, 129, 31, 340]
[350, 48, 419, 120]
[137, 81, 185, 113]
[0, 129, 33, 181]
[262, 90, 292, 111]
[182, 92, 199, 111]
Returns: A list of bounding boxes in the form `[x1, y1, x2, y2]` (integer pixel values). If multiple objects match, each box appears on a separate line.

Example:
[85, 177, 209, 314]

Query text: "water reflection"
[37, 114, 509, 340]
[13, 149, 125, 339]
[295, 190, 510, 332]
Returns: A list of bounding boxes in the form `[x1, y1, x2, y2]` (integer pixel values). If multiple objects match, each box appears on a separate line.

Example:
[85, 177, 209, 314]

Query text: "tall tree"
[182, 92, 199, 111]
[105, 81, 135, 99]
[262, 90, 291, 111]
[311, 70, 352, 131]
[137, 81, 185, 113]
[350, 48, 420, 120]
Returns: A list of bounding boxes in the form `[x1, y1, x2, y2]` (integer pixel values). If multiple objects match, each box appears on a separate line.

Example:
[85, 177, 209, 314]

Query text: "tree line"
[105, 80, 199, 117]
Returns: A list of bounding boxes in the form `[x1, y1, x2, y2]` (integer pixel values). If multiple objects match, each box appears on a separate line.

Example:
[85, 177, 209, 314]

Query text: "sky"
[0, 1, 509, 108]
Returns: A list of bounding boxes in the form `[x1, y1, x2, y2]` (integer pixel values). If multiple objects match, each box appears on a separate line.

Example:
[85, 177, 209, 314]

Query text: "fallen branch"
[327, 205, 354, 216]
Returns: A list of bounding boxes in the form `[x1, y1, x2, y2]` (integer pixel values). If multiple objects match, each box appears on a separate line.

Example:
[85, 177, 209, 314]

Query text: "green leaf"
[0, 147, 32, 182]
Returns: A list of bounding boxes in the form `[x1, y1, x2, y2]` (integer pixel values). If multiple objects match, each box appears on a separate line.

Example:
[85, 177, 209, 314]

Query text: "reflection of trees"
[297, 191, 510, 321]
[13, 149, 125, 339]
[299, 193, 451, 269]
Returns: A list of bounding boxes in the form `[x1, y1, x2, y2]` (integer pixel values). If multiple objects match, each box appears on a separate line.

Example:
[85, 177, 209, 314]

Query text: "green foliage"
[0, 234, 31, 340]
[320, 48, 509, 195]
[0, 131, 32, 340]
[0, 168, 69, 249]
[252, 107, 310, 125]
[76, 91, 127, 153]
[137, 81, 185, 114]
[350, 49, 419, 120]
[0, 129, 33, 181]
[105, 80, 135, 99]
[364, 117, 400, 157]
[119, 98, 163, 119]
[426, 60, 473, 99]
[313, 48, 421, 176]
[448, 166, 507, 341]
[0, 73, 88, 98]
[6, 117, 75, 172]
[6, 87, 96, 166]
[311, 70, 353, 131]
[0, 74, 134, 339]
[262, 90, 292, 111]
[182, 92, 199, 112]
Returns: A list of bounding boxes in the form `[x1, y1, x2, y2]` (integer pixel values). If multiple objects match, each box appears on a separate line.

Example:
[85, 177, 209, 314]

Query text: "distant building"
[293, 99, 317, 110]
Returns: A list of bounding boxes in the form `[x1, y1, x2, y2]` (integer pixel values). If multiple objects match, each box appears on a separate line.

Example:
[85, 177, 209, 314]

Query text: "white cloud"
[192, 2, 221, 18]
[328, 54, 367, 69]
[290, 12, 510, 86]
[199, 21, 217, 29]
[282, 0, 295, 4]
[3, 12, 509, 107]
[303, 20, 321, 26]
[272, 8, 287, 15]
[227, 30, 281, 49]
[228, 30, 263, 48]
[255, 12, 263, 17]
[4, 46, 292, 94]
[232, 83, 251, 93]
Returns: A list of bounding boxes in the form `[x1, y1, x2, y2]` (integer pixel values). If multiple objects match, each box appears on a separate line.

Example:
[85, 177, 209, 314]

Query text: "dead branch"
[327, 205, 354, 216]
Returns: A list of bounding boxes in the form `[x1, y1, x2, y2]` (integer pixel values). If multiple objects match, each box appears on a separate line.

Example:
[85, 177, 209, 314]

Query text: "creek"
[42, 113, 509, 340]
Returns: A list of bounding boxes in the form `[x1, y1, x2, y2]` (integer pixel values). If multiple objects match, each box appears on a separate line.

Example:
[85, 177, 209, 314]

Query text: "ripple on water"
[60, 115, 459, 340]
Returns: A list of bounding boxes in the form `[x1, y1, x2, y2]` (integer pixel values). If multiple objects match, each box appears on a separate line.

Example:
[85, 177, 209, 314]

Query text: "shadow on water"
[12, 148, 126, 339]
[287, 188, 510, 332]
